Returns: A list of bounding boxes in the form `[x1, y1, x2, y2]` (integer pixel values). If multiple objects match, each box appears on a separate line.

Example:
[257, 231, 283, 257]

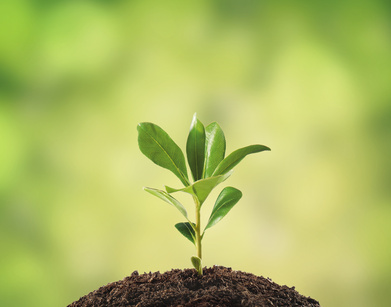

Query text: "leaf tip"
[190, 113, 198, 126]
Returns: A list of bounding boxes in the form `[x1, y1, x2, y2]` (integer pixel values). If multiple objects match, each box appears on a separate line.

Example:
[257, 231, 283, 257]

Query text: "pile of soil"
[68, 266, 320, 306]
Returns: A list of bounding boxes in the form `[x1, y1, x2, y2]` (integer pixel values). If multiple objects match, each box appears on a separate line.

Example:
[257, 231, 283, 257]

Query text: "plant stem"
[194, 196, 203, 275]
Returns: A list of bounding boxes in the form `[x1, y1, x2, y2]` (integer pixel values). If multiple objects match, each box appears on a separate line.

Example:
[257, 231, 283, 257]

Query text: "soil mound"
[68, 266, 320, 306]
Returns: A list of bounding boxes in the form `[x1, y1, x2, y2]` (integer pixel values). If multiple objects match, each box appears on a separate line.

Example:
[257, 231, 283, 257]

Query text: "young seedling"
[137, 114, 270, 275]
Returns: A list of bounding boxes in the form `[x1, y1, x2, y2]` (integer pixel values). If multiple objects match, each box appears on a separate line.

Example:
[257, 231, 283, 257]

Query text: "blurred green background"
[1, 0, 390, 306]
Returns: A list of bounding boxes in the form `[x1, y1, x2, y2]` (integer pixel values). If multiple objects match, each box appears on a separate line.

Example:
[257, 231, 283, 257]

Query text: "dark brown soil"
[68, 266, 320, 307]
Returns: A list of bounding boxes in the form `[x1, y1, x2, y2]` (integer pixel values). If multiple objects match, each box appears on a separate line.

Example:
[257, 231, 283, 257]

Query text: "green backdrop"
[1, 1, 390, 306]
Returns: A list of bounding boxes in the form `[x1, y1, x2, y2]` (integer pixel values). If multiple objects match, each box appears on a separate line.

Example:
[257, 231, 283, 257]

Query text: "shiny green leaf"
[191, 171, 232, 205]
[144, 187, 188, 220]
[204, 187, 242, 230]
[203, 122, 226, 178]
[186, 114, 206, 182]
[212, 145, 270, 176]
[165, 171, 232, 205]
[191, 256, 202, 275]
[137, 122, 190, 186]
[175, 222, 196, 244]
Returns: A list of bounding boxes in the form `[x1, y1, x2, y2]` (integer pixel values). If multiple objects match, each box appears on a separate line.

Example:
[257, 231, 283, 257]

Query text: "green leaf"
[191, 171, 232, 205]
[137, 122, 190, 186]
[212, 145, 270, 176]
[165, 171, 232, 205]
[186, 114, 206, 182]
[175, 222, 196, 245]
[203, 122, 226, 178]
[191, 256, 203, 275]
[204, 187, 242, 230]
[144, 187, 188, 220]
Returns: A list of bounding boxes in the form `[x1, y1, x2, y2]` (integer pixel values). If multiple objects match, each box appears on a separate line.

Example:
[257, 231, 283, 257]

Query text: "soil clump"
[68, 266, 320, 307]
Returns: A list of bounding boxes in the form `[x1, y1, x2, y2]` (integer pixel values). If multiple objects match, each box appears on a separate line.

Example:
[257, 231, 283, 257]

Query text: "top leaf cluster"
[138, 114, 270, 207]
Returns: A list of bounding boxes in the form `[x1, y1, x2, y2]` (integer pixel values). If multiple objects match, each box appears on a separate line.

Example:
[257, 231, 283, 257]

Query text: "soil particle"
[68, 266, 320, 307]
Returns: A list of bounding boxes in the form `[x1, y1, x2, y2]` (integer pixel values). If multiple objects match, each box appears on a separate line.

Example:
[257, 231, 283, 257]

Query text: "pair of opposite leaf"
[137, 114, 270, 246]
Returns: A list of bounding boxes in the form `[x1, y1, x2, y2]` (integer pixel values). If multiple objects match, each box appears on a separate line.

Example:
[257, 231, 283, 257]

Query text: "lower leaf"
[175, 222, 196, 245]
[204, 187, 242, 231]
[191, 256, 203, 275]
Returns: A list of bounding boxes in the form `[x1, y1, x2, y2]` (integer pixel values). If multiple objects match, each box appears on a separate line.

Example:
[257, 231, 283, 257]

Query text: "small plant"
[137, 114, 270, 275]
